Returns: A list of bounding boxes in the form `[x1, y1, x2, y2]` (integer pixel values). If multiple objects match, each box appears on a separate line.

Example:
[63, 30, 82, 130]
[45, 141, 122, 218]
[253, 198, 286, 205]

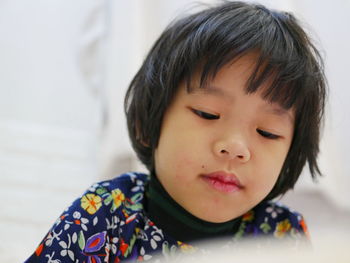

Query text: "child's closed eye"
[256, 129, 280, 139]
[191, 109, 220, 120]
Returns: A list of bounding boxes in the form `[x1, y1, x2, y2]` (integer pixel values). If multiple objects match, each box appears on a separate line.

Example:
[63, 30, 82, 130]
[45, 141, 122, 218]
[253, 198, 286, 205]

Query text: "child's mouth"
[201, 171, 243, 193]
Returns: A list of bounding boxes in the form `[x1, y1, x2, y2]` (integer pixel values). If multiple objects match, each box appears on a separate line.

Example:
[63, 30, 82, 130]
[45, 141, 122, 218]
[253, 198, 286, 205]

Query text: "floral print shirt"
[25, 172, 309, 263]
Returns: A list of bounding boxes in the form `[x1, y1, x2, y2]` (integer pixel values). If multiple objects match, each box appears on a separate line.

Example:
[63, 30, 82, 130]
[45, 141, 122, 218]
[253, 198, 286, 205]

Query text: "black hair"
[124, 1, 327, 200]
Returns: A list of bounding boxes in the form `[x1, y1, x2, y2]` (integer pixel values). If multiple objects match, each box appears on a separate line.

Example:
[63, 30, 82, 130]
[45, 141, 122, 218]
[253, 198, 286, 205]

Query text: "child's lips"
[201, 171, 243, 193]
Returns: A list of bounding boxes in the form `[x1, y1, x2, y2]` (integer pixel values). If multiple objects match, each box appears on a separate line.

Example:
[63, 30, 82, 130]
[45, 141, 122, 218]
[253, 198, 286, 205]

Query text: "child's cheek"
[174, 155, 194, 171]
[172, 154, 199, 180]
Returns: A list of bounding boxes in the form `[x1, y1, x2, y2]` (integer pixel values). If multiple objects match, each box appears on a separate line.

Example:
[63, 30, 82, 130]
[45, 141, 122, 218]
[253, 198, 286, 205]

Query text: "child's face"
[154, 54, 295, 223]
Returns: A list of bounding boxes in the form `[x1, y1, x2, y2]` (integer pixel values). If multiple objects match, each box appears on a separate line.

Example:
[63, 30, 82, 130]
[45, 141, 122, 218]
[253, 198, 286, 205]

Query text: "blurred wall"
[0, 0, 105, 261]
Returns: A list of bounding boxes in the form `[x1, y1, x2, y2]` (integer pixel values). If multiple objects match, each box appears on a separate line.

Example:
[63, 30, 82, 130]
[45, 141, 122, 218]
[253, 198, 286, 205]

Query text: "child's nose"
[213, 136, 251, 163]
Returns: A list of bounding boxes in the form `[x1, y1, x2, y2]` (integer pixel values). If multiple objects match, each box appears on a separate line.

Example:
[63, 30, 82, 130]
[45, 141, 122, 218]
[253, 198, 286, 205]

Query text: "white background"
[0, 0, 349, 262]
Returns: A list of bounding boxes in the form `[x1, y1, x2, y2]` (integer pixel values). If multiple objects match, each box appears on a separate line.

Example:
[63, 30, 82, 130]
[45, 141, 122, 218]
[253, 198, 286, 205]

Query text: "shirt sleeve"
[251, 201, 311, 240]
[24, 181, 120, 263]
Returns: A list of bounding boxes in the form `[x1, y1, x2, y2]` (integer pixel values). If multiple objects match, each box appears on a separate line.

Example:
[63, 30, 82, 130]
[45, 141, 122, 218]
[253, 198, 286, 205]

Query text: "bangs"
[178, 3, 322, 110]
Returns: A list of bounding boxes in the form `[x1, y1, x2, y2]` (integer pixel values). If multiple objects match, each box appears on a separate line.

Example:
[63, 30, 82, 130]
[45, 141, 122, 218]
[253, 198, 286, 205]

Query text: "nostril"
[216, 143, 250, 162]
[220, 149, 245, 159]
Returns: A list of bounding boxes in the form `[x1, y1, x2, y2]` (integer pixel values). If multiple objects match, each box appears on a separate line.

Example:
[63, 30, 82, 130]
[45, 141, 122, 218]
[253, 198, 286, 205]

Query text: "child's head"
[125, 1, 326, 222]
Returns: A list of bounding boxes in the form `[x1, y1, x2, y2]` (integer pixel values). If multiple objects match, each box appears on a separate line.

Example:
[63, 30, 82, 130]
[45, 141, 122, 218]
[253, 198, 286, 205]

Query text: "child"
[25, 1, 326, 262]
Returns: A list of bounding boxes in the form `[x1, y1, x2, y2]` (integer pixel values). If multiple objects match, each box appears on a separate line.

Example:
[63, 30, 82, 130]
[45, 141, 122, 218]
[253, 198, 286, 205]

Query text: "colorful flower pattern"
[81, 193, 102, 215]
[24, 172, 309, 263]
[274, 219, 292, 238]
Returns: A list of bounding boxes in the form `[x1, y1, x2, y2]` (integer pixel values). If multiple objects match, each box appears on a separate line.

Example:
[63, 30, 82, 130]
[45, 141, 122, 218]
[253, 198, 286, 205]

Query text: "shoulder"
[91, 172, 149, 194]
[77, 172, 149, 217]
[25, 172, 150, 263]
[242, 201, 309, 239]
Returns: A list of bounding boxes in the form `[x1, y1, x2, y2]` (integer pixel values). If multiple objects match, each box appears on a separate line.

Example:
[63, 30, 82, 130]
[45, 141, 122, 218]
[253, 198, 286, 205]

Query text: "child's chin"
[193, 211, 239, 223]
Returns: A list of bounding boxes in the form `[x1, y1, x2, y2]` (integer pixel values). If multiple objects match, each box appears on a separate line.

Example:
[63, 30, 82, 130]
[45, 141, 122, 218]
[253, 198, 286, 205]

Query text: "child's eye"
[257, 129, 280, 139]
[192, 109, 220, 120]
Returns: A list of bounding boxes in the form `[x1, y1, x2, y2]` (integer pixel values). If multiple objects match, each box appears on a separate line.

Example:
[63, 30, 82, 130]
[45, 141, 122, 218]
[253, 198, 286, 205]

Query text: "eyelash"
[192, 109, 281, 140]
[192, 109, 220, 120]
[256, 129, 280, 140]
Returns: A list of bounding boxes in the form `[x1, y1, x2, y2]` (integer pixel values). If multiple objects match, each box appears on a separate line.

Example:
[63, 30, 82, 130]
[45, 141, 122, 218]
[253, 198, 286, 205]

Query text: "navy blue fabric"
[24, 172, 308, 262]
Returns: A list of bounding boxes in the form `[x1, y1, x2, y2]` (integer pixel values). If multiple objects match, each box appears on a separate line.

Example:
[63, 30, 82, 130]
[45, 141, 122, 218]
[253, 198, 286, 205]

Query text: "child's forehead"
[185, 56, 267, 100]
[188, 83, 282, 107]
[191, 52, 259, 78]
[186, 52, 265, 88]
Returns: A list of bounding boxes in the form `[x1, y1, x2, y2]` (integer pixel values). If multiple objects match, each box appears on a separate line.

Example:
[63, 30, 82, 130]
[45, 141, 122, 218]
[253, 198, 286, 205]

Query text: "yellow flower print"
[274, 219, 292, 238]
[81, 194, 102, 215]
[111, 189, 125, 210]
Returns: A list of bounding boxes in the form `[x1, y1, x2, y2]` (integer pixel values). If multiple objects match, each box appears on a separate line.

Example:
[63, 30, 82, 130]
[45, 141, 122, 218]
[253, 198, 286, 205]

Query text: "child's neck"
[145, 173, 241, 242]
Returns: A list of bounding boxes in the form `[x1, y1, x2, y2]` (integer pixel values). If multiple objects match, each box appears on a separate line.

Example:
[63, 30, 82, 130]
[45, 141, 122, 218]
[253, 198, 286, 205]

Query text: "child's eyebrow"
[261, 106, 295, 125]
[190, 85, 228, 97]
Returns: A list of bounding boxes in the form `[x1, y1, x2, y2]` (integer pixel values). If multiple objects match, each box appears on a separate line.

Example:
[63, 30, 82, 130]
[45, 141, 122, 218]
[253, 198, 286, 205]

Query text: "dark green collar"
[145, 174, 241, 242]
